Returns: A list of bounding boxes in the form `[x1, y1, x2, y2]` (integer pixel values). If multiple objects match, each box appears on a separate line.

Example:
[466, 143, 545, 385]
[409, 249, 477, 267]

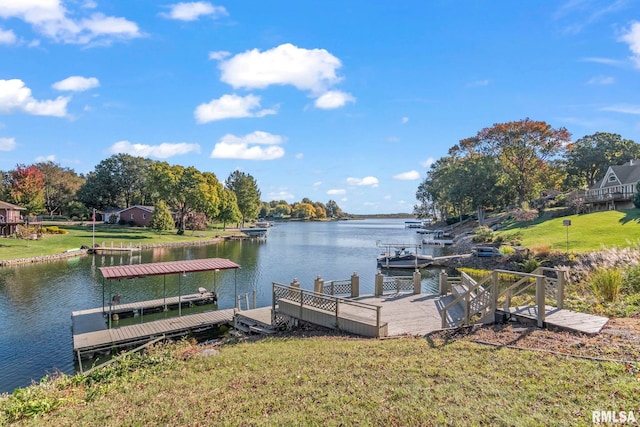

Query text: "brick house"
[584, 160, 640, 211]
[116, 206, 155, 227]
[0, 200, 26, 237]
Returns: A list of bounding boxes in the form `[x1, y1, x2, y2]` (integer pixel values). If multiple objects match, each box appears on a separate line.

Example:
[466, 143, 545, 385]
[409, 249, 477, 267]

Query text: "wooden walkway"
[499, 305, 609, 334]
[73, 308, 235, 358]
[72, 292, 217, 318]
[270, 293, 609, 337]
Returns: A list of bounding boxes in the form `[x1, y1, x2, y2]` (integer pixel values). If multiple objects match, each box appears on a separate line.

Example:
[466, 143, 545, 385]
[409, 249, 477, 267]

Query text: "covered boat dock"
[72, 258, 240, 360]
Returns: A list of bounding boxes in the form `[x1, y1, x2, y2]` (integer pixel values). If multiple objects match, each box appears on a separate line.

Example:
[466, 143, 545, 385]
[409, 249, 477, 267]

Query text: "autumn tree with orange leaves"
[452, 118, 571, 207]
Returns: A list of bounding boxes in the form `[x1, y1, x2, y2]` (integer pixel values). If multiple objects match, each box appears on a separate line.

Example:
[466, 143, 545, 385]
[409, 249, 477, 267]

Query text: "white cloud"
[401, 117, 409, 124]
[0, 137, 16, 151]
[0, 1, 141, 44]
[0, 27, 16, 44]
[601, 104, 640, 115]
[295, 153, 304, 159]
[313, 181, 322, 187]
[109, 140, 201, 158]
[620, 21, 640, 68]
[393, 170, 420, 180]
[219, 43, 343, 94]
[52, 76, 100, 92]
[587, 76, 614, 85]
[314, 90, 355, 109]
[467, 79, 489, 87]
[208, 50, 230, 60]
[210, 131, 285, 160]
[420, 157, 435, 168]
[0, 79, 69, 117]
[327, 189, 346, 195]
[161, 2, 228, 21]
[581, 57, 623, 66]
[267, 190, 294, 201]
[346, 176, 379, 187]
[35, 154, 55, 162]
[195, 93, 276, 123]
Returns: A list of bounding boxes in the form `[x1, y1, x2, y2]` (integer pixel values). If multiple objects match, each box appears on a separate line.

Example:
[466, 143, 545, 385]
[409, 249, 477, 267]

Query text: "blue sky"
[1, 1, 640, 214]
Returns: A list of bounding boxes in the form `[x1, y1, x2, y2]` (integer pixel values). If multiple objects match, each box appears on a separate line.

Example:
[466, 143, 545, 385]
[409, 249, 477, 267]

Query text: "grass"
[0, 223, 238, 261]
[497, 209, 640, 252]
[2, 336, 638, 426]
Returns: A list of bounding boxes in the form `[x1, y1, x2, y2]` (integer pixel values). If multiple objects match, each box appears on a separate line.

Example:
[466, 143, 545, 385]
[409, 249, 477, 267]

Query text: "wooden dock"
[72, 301, 235, 359]
[498, 305, 609, 335]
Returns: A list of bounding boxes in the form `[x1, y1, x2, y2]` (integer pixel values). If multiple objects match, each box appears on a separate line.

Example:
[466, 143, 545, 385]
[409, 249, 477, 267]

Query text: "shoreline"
[0, 237, 227, 267]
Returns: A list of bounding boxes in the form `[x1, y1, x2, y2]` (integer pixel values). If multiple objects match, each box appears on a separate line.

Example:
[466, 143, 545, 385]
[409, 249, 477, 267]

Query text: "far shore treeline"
[3, 118, 640, 235]
[0, 157, 345, 235]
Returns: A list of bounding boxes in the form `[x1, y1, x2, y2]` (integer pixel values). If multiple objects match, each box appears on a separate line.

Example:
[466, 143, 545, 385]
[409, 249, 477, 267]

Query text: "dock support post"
[557, 271, 565, 310]
[536, 275, 546, 328]
[314, 275, 324, 294]
[413, 269, 421, 294]
[253, 289, 257, 309]
[438, 271, 448, 295]
[351, 272, 359, 298]
[375, 271, 384, 296]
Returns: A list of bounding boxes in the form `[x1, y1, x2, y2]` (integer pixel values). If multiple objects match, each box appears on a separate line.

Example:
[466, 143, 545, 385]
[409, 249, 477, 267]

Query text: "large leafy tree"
[455, 118, 570, 207]
[325, 200, 343, 218]
[77, 154, 152, 210]
[564, 132, 640, 188]
[149, 200, 175, 234]
[35, 161, 85, 217]
[7, 164, 45, 215]
[148, 162, 221, 234]
[225, 171, 261, 226]
[216, 188, 242, 230]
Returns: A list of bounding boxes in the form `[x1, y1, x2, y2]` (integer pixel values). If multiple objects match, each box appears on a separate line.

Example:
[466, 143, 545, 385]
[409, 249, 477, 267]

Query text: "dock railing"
[272, 282, 387, 337]
[440, 267, 566, 329]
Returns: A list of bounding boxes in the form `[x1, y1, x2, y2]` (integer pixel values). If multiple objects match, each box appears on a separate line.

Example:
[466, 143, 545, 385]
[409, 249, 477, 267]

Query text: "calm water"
[0, 219, 449, 393]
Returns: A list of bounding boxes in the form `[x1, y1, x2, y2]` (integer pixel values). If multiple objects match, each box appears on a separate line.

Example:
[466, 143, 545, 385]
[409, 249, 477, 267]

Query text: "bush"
[590, 268, 623, 302]
[118, 219, 126, 226]
[472, 226, 494, 243]
[531, 244, 552, 257]
[512, 208, 539, 222]
[127, 220, 136, 227]
[499, 246, 515, 256]
[519, 258, 542, 273]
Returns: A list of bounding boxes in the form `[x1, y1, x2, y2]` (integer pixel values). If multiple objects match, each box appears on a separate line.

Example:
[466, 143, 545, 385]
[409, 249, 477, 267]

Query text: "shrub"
[590, 268, 623, 302]
[512, 208, 538, 222]
[531, 244, 552, 257]
[472, 226, 494, 243]
[118, 219, 126, 226]
[127, 220, 136, 227]
[499, 245, 515, 255]
[519, 258, 542, 273]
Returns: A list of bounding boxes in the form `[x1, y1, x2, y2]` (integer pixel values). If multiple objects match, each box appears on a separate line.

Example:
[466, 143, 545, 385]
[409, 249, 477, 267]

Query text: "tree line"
[0, 154, 344, 234]
[415, 118, 640, 223]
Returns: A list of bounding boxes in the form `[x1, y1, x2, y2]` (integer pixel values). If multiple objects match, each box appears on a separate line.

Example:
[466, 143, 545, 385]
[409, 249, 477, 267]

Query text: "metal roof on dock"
[99, 258, 240, 280]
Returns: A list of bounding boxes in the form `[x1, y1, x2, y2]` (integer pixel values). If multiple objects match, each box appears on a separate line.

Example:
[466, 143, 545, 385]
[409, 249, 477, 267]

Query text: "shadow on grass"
[618, 209, 640, 225]
[76, 234, 150, 240]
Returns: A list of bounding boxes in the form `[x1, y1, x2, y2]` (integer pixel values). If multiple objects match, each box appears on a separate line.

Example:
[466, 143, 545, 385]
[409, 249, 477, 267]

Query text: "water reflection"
[0, 219, 449, 393]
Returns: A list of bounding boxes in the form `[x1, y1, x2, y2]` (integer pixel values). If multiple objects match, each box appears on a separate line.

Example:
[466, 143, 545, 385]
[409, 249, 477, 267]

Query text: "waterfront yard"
[2, 331, 639, 426]
[0, 224, 238, 261]
[497, 209, 640, 253]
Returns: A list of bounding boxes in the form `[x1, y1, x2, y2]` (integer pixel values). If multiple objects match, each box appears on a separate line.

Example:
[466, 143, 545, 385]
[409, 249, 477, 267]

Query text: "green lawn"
[0, 224, 237, 261]
[498, 209, 640, 252]
[2, 337, 637, 426]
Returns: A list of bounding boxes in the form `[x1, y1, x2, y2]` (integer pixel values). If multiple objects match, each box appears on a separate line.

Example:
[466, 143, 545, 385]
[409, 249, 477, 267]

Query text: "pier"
[72, 257, 240, 359]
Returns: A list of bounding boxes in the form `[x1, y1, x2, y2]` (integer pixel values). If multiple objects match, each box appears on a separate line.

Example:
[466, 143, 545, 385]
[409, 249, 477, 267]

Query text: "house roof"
[0, 200, 26, 210]
[117, 205, 155, 213]
[593, 161, 640, 189]
[99, 258, 240, 280]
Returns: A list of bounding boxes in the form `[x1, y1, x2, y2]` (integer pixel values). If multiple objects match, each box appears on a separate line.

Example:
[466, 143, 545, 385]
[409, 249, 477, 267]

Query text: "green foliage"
[472, 225, 494, 242]
[215, 188, 242, 229]
[148, 200, 175, 234]
[590, 268, 624, 303]
[634, 181, 640, 209]
[225, 170, 261, 225]
[499, 245, 515, 255]
[518, 258, 542, 273]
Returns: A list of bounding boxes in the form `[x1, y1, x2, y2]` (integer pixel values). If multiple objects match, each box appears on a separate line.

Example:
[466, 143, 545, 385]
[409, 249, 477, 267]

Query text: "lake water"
[0, 219, 450, 393]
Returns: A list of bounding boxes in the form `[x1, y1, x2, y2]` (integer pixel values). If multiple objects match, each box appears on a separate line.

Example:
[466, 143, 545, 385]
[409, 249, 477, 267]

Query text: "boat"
[255, 220, 272, 228]
[376, 243, 432, 269]
[404, 220, 423, 229]
[240, 227, 268, 238]
[419, 229, 454, 246]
